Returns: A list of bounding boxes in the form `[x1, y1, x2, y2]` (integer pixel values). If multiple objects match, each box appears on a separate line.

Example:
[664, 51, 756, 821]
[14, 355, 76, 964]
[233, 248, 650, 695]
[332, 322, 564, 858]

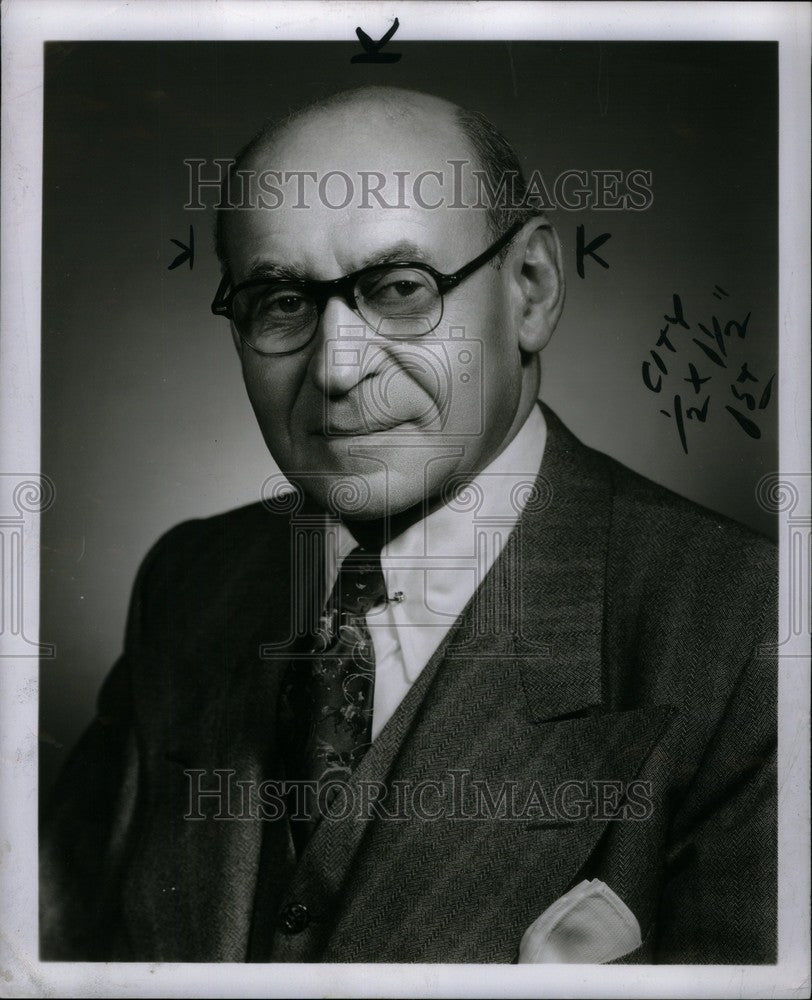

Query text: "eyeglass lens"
[232, 265, 443, 354]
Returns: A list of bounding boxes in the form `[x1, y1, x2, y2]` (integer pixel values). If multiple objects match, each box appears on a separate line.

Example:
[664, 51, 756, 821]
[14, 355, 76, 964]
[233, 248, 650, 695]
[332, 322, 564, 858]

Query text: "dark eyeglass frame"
[210, 219, 524, 354]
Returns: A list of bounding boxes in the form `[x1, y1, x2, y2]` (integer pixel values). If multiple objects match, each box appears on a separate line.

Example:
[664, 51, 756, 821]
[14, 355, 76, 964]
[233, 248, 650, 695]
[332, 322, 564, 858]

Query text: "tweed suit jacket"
[40, 405, 777, 964]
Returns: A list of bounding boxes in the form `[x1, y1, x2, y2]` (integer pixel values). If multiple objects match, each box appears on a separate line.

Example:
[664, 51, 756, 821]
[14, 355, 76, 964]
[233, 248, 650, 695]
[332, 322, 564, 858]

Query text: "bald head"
[271, 85, 460, 139]
[211, 84, 565, 522]
[240, 86, 463, 175]
[214, 86, 536, 271]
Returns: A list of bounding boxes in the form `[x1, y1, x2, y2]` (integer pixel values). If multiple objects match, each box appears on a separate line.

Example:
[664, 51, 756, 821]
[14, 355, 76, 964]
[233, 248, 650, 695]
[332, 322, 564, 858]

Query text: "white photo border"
[1, 2, 809, 997]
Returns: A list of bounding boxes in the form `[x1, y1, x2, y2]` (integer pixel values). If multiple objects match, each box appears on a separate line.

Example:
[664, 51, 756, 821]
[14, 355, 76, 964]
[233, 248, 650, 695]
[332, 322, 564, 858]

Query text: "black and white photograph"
[0, 2, 809, 996]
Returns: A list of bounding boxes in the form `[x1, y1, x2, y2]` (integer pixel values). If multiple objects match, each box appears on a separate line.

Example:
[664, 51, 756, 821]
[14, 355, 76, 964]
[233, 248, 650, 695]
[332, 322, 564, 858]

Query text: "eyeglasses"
[210, 220, 524, 356]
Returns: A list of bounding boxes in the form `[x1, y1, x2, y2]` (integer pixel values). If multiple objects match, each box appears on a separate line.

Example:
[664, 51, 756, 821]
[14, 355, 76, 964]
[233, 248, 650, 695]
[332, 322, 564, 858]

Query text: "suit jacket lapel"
[513, 402, 611, 721]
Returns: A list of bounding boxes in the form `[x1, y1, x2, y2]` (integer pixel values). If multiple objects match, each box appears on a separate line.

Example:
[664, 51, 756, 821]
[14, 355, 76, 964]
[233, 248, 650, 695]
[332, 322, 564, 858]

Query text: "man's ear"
[508, 217, 565, 354]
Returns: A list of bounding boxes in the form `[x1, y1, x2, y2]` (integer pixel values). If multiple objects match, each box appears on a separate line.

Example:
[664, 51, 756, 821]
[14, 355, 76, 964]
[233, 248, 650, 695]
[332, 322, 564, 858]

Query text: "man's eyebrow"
[358, 242, 434, 269]
[240, 242, 437, 285]
[242, 260, 310, 283]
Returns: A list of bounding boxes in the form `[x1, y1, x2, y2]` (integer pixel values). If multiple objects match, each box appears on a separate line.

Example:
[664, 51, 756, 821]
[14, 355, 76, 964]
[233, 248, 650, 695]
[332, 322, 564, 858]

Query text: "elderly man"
[41, 86, 776, 965]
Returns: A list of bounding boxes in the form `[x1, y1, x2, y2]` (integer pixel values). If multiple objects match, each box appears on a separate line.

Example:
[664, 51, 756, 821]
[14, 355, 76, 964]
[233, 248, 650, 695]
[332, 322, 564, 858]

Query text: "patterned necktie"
[279, 545, 388, 840]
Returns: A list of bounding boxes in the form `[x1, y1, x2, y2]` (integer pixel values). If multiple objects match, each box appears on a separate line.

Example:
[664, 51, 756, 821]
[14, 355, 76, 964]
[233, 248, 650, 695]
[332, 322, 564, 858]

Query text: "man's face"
[223, 104, 527, 519]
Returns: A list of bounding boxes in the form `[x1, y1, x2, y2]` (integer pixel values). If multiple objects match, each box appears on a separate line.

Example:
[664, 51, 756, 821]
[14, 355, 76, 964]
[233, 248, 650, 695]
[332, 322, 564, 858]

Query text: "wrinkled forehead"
[222, 107, 492, 282]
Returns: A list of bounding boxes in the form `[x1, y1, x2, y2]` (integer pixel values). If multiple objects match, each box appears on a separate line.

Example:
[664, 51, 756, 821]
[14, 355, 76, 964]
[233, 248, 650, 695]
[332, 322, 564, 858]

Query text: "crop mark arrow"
[351, 17, 401, 63]
[168, 225, 194, 271]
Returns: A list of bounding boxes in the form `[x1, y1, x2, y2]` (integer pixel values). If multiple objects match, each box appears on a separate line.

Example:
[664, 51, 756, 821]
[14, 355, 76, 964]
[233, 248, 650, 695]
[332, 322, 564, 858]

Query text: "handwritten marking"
[351, 17, 401, 64]
[576, 225, 611, 278]
[168, 225, 194, 271]
[640, 287, 774, 453]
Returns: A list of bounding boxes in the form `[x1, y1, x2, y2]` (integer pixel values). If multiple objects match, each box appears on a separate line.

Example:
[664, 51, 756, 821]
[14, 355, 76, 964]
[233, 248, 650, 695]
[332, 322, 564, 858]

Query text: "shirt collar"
[329, 403, 548, 680]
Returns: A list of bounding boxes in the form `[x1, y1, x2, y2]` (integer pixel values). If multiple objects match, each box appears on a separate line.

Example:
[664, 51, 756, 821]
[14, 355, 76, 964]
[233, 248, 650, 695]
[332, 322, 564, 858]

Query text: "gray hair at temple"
[212, 86, 539, 272]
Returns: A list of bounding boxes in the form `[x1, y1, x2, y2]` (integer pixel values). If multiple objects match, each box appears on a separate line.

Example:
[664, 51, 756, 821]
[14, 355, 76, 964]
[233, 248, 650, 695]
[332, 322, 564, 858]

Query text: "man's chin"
[289, 468, 438, 523]
[285, 431, 478, 519]
[324, 481, 430, 522]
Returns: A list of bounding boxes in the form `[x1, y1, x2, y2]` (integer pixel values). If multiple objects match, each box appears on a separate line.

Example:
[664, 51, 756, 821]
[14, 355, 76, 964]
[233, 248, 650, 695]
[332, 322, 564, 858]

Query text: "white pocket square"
[519, 879, 642, 964]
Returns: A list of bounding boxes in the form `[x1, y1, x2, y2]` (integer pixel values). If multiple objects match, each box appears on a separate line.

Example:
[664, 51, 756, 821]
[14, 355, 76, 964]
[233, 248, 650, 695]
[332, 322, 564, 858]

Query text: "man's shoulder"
[601, 449, 777, 646]
[541, 403, 777, 677]
[152, 497, 287, 552]
[543, 403, 776, 572]
[605, 448, 774, 564]
[132, 497, 294, 604]
[542, 408, 777, 739]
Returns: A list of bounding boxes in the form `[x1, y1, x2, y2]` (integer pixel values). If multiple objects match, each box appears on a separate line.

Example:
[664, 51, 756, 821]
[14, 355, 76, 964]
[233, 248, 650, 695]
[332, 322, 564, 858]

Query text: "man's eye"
[270, 295, 306, 314]
[253, 289, 312, 322]
[361, 269, 435, 304]
[378, 279, 422, 299]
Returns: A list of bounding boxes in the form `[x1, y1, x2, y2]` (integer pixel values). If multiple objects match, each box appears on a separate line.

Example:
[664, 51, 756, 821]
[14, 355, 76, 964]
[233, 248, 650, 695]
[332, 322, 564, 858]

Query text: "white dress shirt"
[324, 403, 547, 740]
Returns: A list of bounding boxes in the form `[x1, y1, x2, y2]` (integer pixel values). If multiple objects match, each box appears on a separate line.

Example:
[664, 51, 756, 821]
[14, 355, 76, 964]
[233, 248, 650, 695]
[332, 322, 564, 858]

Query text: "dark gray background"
[40, 41, 778, 798]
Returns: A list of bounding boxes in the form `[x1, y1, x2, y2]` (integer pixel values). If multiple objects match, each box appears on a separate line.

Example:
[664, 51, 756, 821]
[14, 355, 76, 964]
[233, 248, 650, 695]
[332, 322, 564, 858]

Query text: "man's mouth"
[315, 417, 411, 437]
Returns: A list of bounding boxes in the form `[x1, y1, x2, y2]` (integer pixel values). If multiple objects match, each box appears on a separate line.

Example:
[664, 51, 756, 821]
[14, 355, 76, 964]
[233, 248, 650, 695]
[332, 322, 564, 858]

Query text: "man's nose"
[308, 297, 376, 397]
